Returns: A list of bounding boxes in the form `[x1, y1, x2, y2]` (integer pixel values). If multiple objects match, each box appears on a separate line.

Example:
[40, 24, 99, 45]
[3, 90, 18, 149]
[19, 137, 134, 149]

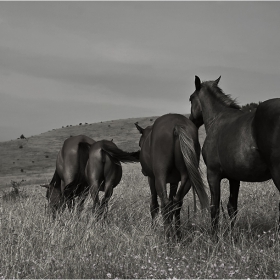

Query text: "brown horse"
[85, 140, 139, 218]
[189, 76, 280, 235]
[41, 135, 95, 218]
[135, 114, 209, 239]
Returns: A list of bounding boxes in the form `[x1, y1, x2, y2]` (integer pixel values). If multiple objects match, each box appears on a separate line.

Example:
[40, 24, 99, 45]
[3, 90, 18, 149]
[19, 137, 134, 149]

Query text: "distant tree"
[20, 134, 26, 139]
[241, 101, 262, 112]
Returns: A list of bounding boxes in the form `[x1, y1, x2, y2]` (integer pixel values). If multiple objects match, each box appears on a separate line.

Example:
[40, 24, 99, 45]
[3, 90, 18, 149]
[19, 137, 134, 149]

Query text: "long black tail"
[101, 143, 140, 165]
[175, 125, 209, 210]
[64, 142, 91, 197]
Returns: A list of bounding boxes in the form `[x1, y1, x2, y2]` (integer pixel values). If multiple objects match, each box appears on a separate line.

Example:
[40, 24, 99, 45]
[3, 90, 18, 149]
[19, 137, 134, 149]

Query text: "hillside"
[0, 114, 206, 188]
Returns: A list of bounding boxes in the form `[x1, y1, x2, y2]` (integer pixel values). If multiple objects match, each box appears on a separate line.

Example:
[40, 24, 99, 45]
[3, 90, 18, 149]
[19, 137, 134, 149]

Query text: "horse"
[189, 75, 280, 234]
[85, 140, 139, 218]
[135, 114, 209, 240]
[41, 135, 95, 218]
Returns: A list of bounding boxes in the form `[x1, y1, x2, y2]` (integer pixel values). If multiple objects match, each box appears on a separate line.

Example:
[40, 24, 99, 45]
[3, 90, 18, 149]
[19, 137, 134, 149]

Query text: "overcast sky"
[0, 2, 279, 142]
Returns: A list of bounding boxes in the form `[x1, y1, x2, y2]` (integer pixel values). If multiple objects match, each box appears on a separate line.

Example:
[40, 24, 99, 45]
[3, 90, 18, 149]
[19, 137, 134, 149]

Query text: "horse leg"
[227, 179, 240, 229]
[76, 191, 87, 214]
[148, 177, 159, 228]
[269, 164, 280, 226]
[89, 180, 101, 216]
[154, 176, 172, 239]
[100, 183, 114, 219]
[173, 178, 191, 241]
[207, 170, 221, 235]
[169, 183, 178, 224]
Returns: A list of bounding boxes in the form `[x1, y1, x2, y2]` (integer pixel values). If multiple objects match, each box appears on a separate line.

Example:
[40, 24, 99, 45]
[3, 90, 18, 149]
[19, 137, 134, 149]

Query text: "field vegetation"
[0, 116, 279, 278]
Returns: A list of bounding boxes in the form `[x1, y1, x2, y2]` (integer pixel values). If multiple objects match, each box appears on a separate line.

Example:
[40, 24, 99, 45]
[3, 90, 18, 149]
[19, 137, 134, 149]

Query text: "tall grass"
[0, 167, 279, 279]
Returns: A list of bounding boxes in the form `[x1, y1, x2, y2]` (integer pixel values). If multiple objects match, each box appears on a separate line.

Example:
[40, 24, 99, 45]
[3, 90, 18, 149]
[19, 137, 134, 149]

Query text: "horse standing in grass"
[189, 76, 280, 235]
[85, 140, 139, 218]
[135, 114, 209, 240]
[41, 135, 95, 218]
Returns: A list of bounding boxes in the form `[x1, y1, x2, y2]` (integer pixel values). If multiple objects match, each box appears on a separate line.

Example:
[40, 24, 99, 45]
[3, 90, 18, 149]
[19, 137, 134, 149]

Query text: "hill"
[0, 114, 206, 188]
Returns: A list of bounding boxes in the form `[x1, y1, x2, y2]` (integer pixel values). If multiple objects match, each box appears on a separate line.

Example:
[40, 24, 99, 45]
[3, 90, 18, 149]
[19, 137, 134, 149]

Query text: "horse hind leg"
[148, 177, 159, 228]
[154, 176, 173, 239]
[227, 179, 240, 230]
[173, 178, 191, 241]
[269, 163, 280, 227]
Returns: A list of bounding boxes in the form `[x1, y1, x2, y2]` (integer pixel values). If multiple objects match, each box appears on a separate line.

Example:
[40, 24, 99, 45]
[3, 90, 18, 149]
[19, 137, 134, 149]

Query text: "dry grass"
[0, 116, 279, 278]
[1, 166, 280, 279]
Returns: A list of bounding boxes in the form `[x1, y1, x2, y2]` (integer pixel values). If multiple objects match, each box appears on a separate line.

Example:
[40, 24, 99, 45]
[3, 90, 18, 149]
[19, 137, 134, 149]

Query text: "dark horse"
[189, 75, 280, 234]
[41, 135, 95, 218]
[85, 140, 139, 218]
[135, 114, 209, 239]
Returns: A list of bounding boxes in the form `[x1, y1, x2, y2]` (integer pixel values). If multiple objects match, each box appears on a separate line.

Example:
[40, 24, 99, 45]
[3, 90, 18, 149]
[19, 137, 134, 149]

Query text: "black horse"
[189, 75, 280, 234]
[41, 135, 95, 218]
[135, 114, 209, 239]
[85, 140, 139, 218]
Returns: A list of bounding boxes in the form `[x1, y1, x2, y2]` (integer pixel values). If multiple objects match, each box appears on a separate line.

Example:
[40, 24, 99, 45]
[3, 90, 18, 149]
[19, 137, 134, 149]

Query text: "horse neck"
[200, 92, 229, 134]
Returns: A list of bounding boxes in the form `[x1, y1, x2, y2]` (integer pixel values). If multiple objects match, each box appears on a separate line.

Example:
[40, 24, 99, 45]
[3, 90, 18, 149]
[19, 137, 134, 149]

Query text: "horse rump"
[64, 142, 91, 197]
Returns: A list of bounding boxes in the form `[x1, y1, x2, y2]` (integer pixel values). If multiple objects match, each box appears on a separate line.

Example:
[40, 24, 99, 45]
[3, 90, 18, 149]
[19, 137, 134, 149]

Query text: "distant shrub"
[241, 102, 261, 112]
[20, 134, 26, 139]
[20, 169, 24, 172]
[108, 125, 111, 127]
[79, 123, 82, 125]
[19, 145, 23, 149]
[85, 123, 88, 125]
[62, 126, 64, 128]
[45, 155, 49, 158]
[2, 179, 26, 201]
[150, 119, 153, 121]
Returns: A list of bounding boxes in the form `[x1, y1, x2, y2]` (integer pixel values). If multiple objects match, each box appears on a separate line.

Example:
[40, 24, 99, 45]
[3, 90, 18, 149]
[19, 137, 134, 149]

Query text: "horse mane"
[202, 81, 241, 109]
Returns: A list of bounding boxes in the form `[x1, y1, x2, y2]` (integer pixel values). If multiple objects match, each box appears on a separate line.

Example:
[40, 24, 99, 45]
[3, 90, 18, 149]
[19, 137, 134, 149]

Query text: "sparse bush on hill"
[241, 102, 262, 112]
[2, 179, 25, 201]
[20, 134, 26, 139]
[19, 145, 23, 149]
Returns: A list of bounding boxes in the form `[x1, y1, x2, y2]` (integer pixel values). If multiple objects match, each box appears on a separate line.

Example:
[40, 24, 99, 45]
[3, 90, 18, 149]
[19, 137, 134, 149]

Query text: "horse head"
[189, 75, 221, 128]
[40, 183, 63, 213]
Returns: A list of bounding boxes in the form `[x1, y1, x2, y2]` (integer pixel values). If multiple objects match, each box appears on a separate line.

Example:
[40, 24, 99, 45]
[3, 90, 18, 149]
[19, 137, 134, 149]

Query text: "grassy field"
[0, 116, 279, 278]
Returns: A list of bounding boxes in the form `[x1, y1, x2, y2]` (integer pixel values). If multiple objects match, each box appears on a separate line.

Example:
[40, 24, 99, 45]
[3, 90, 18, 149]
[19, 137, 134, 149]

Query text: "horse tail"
[101, 143, 140, 165]
[50, 169, 61, 188]
[175, 125, 209, 210]
[64, 142, 91, 196]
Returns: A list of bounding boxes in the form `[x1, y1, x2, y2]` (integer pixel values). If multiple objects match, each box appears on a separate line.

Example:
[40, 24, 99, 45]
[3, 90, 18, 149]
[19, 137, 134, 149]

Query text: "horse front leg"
[207, 170, 222, 236]
[227, 179, 240, 230]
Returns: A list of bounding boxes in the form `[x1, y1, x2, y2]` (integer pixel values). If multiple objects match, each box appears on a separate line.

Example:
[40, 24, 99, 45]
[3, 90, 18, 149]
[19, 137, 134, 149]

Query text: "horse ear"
[195, 76, 201, 90]
[135, 123, 144, 134]
[40, 184, 49, 189]
[214, 76, 221, 85]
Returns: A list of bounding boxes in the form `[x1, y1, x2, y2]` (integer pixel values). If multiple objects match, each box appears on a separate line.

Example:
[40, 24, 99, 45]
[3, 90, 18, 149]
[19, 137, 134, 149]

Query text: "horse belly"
[220, 147, 270, 182]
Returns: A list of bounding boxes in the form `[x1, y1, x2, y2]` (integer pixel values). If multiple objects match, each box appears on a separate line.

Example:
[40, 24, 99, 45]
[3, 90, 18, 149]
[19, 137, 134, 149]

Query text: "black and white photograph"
[0, 1, 279, 279]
